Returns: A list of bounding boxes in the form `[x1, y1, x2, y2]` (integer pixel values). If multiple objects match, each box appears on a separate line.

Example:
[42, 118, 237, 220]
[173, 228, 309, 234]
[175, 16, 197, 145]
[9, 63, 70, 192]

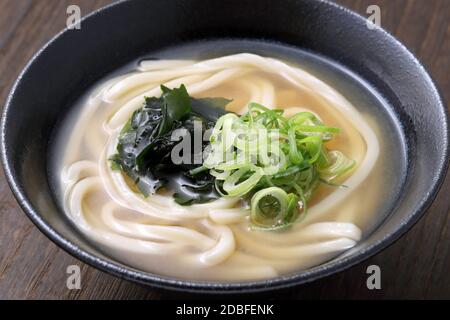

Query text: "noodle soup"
[52, 41, 405, 281]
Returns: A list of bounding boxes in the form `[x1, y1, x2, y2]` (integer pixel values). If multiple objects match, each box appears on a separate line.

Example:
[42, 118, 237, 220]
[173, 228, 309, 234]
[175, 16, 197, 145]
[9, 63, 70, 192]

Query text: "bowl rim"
[1, 0, 449, 294]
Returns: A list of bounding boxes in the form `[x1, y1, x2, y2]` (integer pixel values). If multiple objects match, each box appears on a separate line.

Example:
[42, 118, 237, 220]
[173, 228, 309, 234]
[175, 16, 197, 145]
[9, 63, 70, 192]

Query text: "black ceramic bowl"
[2, 0, 449, 294]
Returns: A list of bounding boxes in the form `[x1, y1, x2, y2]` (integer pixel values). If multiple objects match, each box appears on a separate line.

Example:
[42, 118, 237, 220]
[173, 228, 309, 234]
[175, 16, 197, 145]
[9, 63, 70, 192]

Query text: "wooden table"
[0, 0, 448, 299]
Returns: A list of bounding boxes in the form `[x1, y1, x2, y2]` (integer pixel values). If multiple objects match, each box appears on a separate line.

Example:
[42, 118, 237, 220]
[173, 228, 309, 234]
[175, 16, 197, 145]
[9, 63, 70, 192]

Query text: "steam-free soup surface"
[52, 40, 405, 281]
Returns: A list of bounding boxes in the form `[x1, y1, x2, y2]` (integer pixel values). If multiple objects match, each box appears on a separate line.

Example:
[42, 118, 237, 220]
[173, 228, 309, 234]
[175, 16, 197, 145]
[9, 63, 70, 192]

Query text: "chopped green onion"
[203, 102, 355, 230]
[222, 166, 263, 197]
[250, 187, 300, 230]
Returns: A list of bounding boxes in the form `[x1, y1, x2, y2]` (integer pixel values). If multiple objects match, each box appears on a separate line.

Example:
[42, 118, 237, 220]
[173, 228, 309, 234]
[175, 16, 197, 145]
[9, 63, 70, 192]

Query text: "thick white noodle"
[60, 53, 379, 281]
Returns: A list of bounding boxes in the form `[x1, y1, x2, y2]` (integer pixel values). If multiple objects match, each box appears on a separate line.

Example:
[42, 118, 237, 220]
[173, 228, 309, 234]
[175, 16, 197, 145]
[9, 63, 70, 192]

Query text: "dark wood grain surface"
[0, 0, 448, 299]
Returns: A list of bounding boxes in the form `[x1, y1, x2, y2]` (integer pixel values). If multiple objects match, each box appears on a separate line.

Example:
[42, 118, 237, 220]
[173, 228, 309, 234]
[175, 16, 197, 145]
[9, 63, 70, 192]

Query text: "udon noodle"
[59, 53, 379, 280]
